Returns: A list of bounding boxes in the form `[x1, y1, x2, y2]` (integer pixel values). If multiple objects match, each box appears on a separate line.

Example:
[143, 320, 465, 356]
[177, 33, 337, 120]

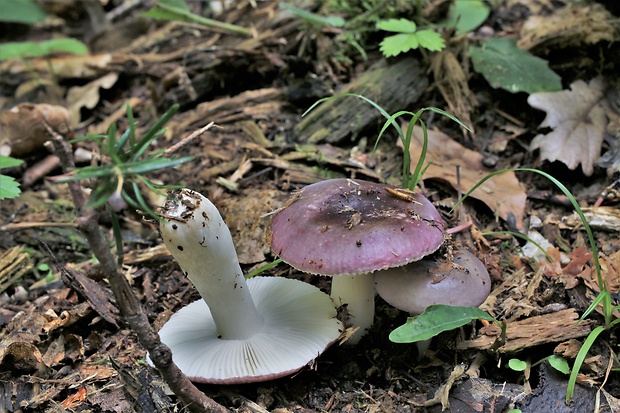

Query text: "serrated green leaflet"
[376, 18, 445, 56]
[415, 30, 445, 52]
[470, 37, 561, 94]
[0, 175, 22, 200]
[389, 305, 496, 343]
[379, 34, 420, 57]
[376, 18, 417, 33]
[0, 155, 24, 169]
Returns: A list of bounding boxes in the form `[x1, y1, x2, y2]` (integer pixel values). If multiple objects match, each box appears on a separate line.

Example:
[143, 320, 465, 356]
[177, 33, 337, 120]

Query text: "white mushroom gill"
[159, 188, 264, 340]
[155, 189, 343, 384]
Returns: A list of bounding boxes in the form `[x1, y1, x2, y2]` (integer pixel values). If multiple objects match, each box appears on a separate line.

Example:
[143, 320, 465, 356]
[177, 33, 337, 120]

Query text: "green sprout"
[376, 18, 445, 57]
[56, 104, 192, 265]
[57, 104, 191, 217]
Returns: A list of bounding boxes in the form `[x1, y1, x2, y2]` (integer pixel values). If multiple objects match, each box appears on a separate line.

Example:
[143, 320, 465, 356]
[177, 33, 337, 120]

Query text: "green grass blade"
[115, 128, 132, 156]
[119, 156, 192, 175]
[246, 258, 283, 279]
[566, 326, 605, 402]
[105, 123, 123, 166]
[407, 117, 427, 189]
[131, 180, 158, 219]
[580, 291, 609, 320]
[85, 178, 118, 209]
[56, 165, 116, 181]
[375, 110, 414, 187]
[126, 104, 136, 149]
[120, 189, 143, 212]
[133, 104, 179, 158]
[450, 167, 605, 322]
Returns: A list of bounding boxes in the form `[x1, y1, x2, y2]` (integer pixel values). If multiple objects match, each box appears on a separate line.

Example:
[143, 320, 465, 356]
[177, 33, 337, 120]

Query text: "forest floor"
[1, 0, 620, 412]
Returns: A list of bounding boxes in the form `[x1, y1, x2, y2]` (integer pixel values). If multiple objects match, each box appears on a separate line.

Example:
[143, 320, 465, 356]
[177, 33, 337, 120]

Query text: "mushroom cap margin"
[148, 276, 343, 384]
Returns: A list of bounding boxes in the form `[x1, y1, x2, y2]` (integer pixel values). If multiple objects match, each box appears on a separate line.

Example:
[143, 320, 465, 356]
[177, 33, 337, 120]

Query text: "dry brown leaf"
[579, 250, 620, 294]
[1, 53, 113, 79]
[66, 72, 119, 125]
[529, 78, 608, 176]
[518, 3, 615, 51]
[0, 103, 71, 157]
[402, 125, 527, 229]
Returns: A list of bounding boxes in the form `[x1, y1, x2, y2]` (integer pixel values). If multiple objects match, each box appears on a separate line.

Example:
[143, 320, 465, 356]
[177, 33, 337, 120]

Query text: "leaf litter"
[0, 0, 619, 412]
[400, 124, 527, 229]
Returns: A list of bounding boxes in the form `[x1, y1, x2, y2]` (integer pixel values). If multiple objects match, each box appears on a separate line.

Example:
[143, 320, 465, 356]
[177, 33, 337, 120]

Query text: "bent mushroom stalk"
[271, 178, 446, 344]
[154, 188, 342, 383]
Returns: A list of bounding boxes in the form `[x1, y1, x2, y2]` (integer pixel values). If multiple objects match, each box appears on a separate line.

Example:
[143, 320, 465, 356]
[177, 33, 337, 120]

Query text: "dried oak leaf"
[402, 125, 527, 229]
[529, 78, 608, 176]
[66, 72, 118, 125]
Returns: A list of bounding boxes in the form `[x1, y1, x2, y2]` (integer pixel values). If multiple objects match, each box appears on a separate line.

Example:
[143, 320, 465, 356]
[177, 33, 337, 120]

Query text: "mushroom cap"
[151, 276, 342, 384]
[374, 248, 491, 314]
[271, 179, 446, 276]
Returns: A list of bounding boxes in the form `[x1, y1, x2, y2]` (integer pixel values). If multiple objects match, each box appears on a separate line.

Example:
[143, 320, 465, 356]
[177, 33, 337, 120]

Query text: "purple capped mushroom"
[374, 247, 492, 354]
[271, 178, 446, 344]
[151, 188, 342, 384]
[374, 248, 491, 314]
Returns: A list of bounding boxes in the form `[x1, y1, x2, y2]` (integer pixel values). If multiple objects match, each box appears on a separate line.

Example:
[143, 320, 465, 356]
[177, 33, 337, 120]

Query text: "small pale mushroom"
[374, 247, 492, 354]
[271, 178, 446, 344]
[151, 188, 342, 384]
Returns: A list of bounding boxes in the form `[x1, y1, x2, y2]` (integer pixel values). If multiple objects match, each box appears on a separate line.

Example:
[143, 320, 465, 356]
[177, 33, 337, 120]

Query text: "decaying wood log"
[294, 57, 428, 144]
[457, 308, 596, 353]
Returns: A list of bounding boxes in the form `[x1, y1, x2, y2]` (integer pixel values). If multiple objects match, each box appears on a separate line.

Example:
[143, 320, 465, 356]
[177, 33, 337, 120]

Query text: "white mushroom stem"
[330, 273, 375, 344]
[160, 189, 264, 340]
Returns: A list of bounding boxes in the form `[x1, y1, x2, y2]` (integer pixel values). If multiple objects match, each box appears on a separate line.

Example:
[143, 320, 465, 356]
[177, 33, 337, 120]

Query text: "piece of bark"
[457, 309, 595, 353]
[294, 57, 428, 144]
[59, 265, 120, 328]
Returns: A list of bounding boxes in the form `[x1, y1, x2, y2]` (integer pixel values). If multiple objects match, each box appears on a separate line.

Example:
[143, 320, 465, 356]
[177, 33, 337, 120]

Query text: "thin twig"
[165, 122, 216, 156]
[45, 123, 227, 413]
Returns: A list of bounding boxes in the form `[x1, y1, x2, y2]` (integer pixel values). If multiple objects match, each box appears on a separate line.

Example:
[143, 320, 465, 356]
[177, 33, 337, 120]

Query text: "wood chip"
[457, 308, 595, 353]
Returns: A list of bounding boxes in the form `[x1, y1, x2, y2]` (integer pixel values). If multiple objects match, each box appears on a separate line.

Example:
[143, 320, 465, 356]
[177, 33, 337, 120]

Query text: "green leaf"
[508, 358, 527, 371]
[0, 0, 48, 24]
[379, 33, 420, 57]
[444, 0, 490, 35]
[142, 0, 189, 18]
[0, 38, 89, 61]
[415, 30, 445, 52]
[281, 3, 345, 28]
[548, 355, 570, 375]
[143, 0, 251, 36]
[376, 18, 417, 33]
[389, 304, 496, 343]
[0, 155, 24, 169]
[0, 155, 24, 200]
[470, 37, 562, 94]
[0, 174, 22, 200]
